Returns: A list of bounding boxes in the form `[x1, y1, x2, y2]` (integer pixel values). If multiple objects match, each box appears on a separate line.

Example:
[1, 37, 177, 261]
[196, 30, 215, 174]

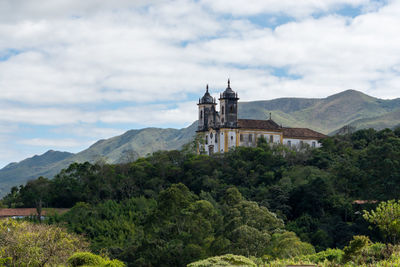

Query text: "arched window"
[200, 110, 203, 119]
[222, 106, 224, 115]
[230, 105, 233, 112]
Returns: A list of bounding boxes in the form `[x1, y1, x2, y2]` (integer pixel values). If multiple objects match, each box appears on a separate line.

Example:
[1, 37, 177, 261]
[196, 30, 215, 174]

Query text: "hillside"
[0, 150, 74, 196]
[0, 89, 399, 197]
[0, 123, 197, 197]
[239, 90, 400, 134]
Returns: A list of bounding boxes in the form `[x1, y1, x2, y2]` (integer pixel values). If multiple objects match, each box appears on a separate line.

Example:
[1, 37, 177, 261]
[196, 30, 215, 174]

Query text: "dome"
[221, 79, 238, 99]
[200, 85, 215, 104]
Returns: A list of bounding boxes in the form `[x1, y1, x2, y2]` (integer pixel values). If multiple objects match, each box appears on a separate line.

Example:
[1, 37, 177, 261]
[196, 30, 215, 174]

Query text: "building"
[0, 208, 69, 219]
[196, 80, 326, 155]
[0, 208, 45, 219]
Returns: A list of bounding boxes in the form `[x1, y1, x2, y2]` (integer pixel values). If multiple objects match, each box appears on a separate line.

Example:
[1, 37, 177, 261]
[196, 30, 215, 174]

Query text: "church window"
[200, 110, 203, 119]
[249, 134, 252, 142]
[215, 135, 217, 143]
[270, 135, 273, 143]
[221, 118, 224, 123]
[231, 136, 233, 140]
[240, 134, 243, 142]
[222, 106, 224, 115]
[210, 133, 213, 138]
[230, 105, 233, 112]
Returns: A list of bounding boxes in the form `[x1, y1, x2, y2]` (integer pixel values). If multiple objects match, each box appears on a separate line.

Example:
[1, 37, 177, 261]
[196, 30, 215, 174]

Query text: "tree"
[266, 231, 315, 259]
[19, 177, 51, 221]
[363, 200, 400, 244]
[0, 219, 88, 266]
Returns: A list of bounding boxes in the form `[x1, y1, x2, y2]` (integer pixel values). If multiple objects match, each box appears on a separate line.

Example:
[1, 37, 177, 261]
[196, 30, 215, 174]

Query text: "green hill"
[0, 150, 74, 196]
[0, 89, 399, 197]
[239, 89, 400, 134]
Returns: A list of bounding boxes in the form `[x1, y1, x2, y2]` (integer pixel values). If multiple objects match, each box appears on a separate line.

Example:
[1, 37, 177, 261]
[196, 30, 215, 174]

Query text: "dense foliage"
[67, 252, 125, 267]
[0, 219, 88, 266]
[2, 127, 400, 266]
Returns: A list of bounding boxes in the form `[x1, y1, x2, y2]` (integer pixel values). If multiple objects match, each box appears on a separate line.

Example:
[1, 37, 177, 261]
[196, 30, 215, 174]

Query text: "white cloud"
[0, 0, 399, 108]
[200, 0, 372, 17]
[52, 126, 125, 139]
[0, 0, 400, 167]
[18, 138, 91, 148]
[0, 102, 197, 126]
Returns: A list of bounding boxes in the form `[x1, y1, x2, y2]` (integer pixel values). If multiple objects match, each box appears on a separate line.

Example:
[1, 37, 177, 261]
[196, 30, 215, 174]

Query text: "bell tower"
[219, 79, 239, 128]
[197, 84, 217, 132]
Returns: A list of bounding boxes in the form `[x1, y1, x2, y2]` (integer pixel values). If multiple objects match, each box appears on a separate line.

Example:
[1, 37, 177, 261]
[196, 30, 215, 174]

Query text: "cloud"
[200, 0, 372, 17]
[0, 0, 398, 109]
[52, 126, 125, 139]
[18, 138, 91, 148]
[0, 0, 400, 167]
[0, 102, 197, 126]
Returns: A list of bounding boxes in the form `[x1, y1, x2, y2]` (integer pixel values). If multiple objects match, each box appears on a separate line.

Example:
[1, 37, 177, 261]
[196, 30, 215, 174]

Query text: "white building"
[197, 80, 326, 155]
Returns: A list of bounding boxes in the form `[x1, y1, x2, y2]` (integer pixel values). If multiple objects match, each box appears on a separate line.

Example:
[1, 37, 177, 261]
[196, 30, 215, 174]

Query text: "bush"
[67, 252, 125, 267]
[187, 254, 256, 267]
[266, 231, 315, 259]
[68, 252, 105, 266]
[298, 248, 344, 263]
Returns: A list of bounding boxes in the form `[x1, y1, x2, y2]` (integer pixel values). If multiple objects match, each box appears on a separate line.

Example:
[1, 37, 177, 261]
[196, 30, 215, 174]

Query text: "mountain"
[239, 90, 400, 134]
[0, 123, 197, 197]
[47, 122, 198, 176]
[0, 150, 74, 196]
[1, 89, 399, 197]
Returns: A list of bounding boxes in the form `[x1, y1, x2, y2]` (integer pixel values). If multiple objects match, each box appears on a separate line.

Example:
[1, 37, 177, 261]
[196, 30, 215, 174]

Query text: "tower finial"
[227, 78, 230, 88]
[269, 112, 272, 120]
[206, 84, 209, 93]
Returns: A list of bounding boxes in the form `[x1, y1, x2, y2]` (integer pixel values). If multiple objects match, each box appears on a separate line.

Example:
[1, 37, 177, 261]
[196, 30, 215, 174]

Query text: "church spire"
[206, 84, 209, 93]
[227, 78, 230, 89]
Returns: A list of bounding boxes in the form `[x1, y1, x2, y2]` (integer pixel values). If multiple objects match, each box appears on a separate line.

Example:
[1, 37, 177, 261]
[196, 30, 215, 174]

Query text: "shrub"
[266, 231, 315, 259]
[67, 252, 125, 267]
[187, 254, 256, 267]
[67, 252, 105, 266]
[298, 248, 344, 263]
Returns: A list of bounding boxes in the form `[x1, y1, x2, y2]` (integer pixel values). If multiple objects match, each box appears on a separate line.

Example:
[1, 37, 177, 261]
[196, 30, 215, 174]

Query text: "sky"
[0, 0, 399, 168]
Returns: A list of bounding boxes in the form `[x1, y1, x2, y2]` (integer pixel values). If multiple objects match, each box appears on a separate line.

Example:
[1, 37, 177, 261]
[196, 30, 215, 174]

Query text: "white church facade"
[196, 80, 326, 155]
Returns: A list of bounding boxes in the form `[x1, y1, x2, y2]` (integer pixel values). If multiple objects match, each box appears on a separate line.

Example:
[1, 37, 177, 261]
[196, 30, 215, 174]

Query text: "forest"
[1, 127, 400, 266]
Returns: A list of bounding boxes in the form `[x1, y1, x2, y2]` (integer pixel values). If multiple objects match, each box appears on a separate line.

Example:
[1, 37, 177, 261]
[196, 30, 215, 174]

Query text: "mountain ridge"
[1, 89, 399, 197]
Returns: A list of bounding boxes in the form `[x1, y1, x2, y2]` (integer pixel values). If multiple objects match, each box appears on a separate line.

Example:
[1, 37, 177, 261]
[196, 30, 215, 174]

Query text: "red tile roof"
[238, 119, 281, 130]
[283, 128, 326, 140]
[0, 208, 45, 217]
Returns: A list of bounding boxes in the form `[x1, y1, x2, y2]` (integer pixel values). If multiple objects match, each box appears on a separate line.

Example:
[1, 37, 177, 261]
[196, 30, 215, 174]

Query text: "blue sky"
[0, 0, 398, 168]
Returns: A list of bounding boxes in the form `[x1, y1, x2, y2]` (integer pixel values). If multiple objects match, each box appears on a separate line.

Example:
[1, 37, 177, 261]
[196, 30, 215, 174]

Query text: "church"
[196, 80, 326, 155]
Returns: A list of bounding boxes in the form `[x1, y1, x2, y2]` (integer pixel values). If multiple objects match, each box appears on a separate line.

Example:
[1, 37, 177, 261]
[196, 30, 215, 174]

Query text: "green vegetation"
[67, 252, 125, 267]
[363, 199, 400, 244]
[0, 219, 88, 266]
[2, 126, 400, 266]
[187, 254, 256, 267]
[1, 89, 400, 199]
